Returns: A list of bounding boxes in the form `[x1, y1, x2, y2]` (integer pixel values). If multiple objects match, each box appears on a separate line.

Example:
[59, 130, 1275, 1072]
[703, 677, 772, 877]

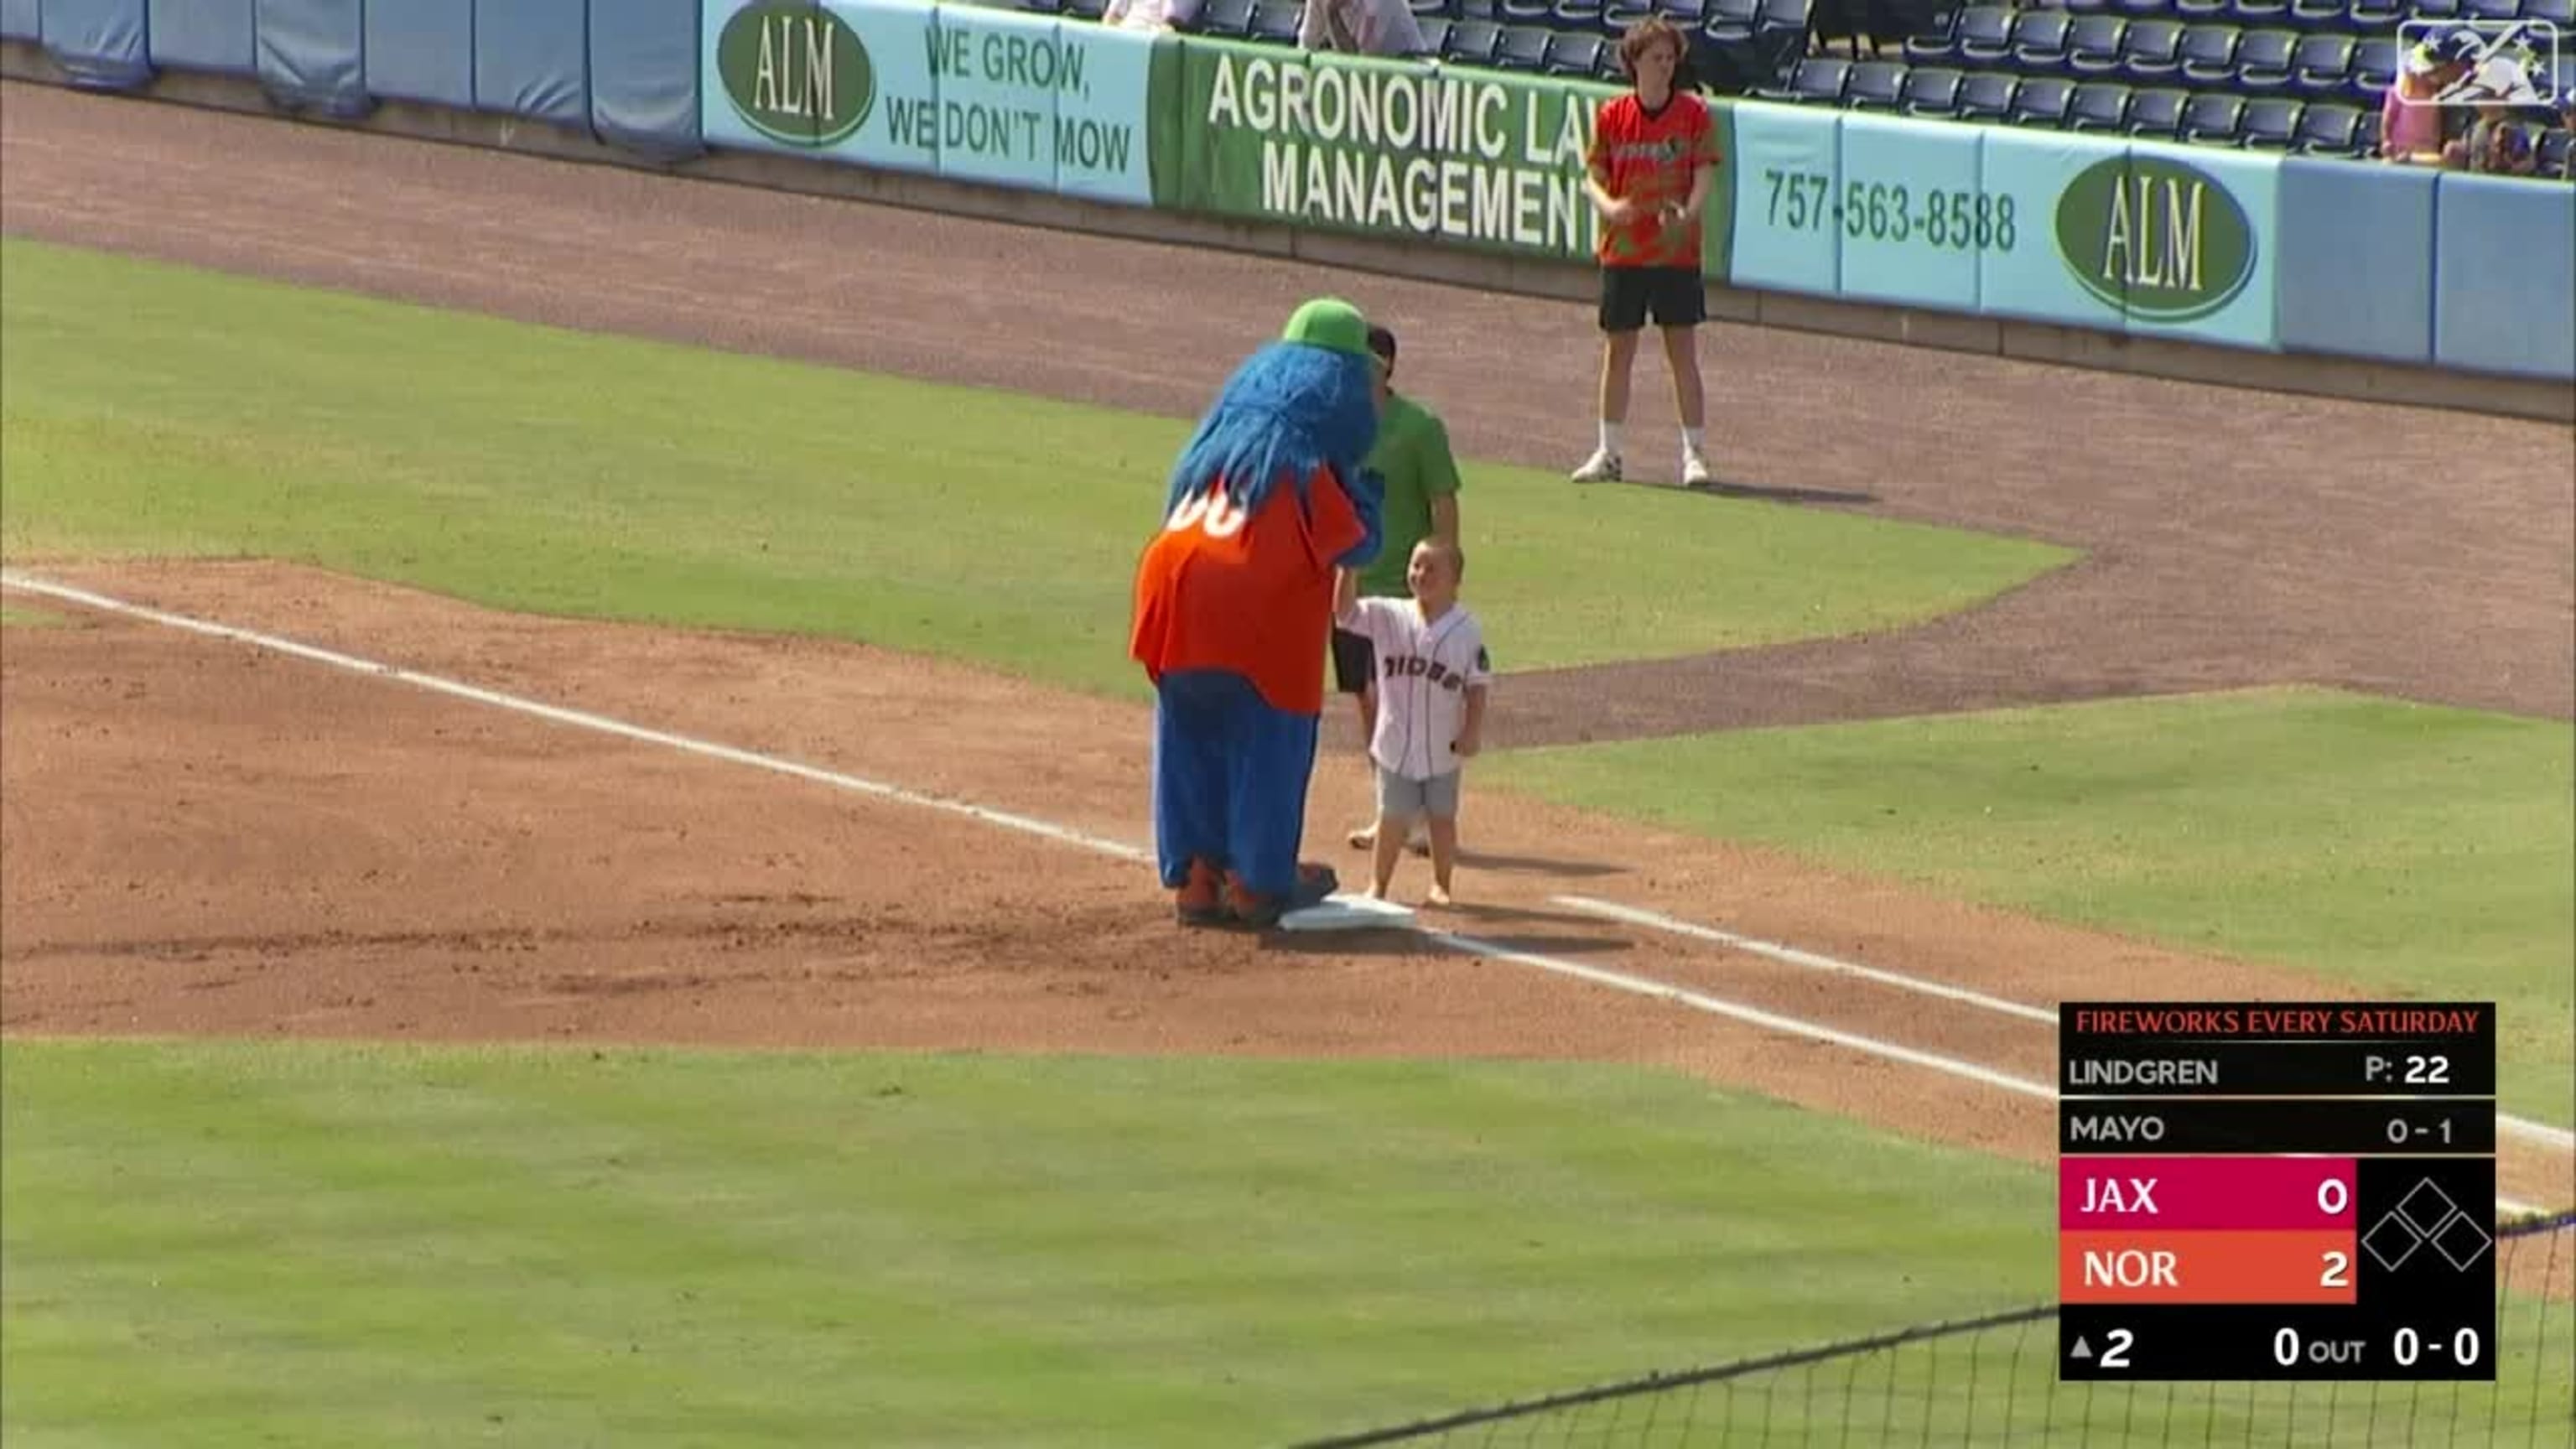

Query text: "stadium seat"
[1553, 0, 1607, 26]
[2540, 127, 2574, 180]
[1658, 0, 1710, 24]
[2347, 37, 2397, 102]
[2284, 0, 2345, 26]
[2126, 85, 2191, 134]
[2240, 96, 2304, 146]
[2288, 34, 2355, 101]
[2531, 0, 2576, 29]
[2227, 0, 2290, 24]
[2009, 9, 2076, 70]
[1765, 54, 1853, 98]
[2111, 0, 2169, 18]
[1948, 4, 2019, 65]
[1409, 0, 1448, 14]
[2177, 24, 2242, 86]
[2293, 100, 2364, 152]
[2556, 54, 2576, 104]
[2061, 15, 2132, 78]
[1846, 58, 1910, 106]
[2407, 0, 2459, 18]
[1955, 69, 2019, 118]
[2342, 0, 2401, 27]
[2012, 75, 2077, 123]
[1545, 31, 1607, 74]
[1606, 0, 1657, 29]
[1495, 23, 1555, 67]
[1899, 8, 1964, 63]
[2116, 18, 2188, 81]
[1064, 0, 1110, 17]
[2173, 0, 2229, 22]
[1018, 0, 1063, 14]
[2464, 0, 2517, 21]
[1249, 0, 1303, 40]
[2181, 91, 2246, 141]
[2352, 107, 2381, 156]
[2068, 80, 2135, 128]
[2232, 29, 2301, 93]
[1442, 17, 1503, 61]
[1499, 0, 1555, 23]
[1900, 64, 1966, 112]
[1415, 17, 1453, 53]
[1453, 0, 1498, 17]
[1195, 0, 1258, 32]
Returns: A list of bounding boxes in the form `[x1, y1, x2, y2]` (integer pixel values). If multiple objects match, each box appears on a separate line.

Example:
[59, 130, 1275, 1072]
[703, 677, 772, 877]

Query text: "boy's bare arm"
[1334, 568, 1361, 624]
[1457, 683, 1488, 757]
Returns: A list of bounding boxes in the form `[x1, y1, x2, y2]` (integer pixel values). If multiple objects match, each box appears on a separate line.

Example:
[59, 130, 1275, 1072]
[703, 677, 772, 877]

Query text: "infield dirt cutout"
[4, 560, 2568, 1224]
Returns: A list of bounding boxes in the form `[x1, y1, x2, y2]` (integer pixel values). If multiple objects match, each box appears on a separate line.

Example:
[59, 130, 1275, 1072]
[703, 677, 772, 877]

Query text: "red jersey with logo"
[1130, 466, 1368, 716]
[1588, 91, 1721, 268]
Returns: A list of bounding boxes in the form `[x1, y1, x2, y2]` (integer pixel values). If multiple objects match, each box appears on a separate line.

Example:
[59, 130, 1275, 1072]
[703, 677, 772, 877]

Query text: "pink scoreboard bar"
[2059, 1154, 2360, 1232]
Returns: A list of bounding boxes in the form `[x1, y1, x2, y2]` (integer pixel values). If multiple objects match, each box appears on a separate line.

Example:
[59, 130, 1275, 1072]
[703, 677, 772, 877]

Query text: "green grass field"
[0, 238, 2073, 700]
[1483, 688, 2576, 1127]
[4, 231, 2571, 1445]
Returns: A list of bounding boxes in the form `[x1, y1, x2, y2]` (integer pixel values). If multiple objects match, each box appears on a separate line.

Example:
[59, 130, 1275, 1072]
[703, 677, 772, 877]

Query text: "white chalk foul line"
[1552, 894, 2063, 1025]
[1555, 892, 2576, 1162]
[5, 569, 2564, 1215]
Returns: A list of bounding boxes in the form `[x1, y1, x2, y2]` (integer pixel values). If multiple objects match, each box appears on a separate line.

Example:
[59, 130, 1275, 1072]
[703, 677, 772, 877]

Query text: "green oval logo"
[2054, 154, 2255, 324]
[719, 3, 874, 148]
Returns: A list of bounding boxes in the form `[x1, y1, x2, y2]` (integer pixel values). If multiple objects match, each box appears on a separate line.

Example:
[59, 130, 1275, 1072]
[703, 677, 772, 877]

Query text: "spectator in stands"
[1101, 0, 1198, 30]
[2456, 102, 2539, 176]
[1299, 0, 1427, 56]
[2381, 37, 2471, 166]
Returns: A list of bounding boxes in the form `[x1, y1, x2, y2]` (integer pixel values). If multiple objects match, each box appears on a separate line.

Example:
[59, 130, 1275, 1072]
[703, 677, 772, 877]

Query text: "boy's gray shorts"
[1377, 766, 1462, 819]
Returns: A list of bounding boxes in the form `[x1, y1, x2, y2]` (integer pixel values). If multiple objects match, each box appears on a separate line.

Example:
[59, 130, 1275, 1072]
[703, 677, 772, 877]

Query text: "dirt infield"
[3, 82, 2571, 1217]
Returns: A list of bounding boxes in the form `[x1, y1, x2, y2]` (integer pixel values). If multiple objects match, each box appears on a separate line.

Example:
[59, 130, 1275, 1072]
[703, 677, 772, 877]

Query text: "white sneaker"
[1681, 449, 1713, 488]
[1571, 449, 1623, 484]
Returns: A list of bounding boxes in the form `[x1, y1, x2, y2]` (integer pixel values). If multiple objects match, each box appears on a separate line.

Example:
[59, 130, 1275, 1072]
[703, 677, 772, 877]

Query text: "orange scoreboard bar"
[2057, 1001, 2497, 1381]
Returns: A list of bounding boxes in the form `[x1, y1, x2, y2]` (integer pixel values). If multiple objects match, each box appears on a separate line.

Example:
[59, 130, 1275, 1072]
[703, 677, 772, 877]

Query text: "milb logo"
[2397, 18, 2565, 107]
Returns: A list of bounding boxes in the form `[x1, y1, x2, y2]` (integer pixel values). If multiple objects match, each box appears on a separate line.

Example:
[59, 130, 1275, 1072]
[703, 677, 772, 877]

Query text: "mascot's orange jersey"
[1130, 465, 1368, 716]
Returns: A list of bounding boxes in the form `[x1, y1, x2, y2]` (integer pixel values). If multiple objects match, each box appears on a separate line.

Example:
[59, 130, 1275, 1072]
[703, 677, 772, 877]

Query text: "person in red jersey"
[1570, 16, 1722, 490]
[1130, 299, 1386, 929]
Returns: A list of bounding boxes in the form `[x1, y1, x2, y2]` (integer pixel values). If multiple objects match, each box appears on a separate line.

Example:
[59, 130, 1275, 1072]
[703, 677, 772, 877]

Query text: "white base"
[1277, 892, 1418, 932]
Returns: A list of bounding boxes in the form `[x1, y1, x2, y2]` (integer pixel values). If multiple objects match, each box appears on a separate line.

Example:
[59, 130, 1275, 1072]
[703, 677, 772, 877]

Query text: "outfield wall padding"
[39, 0, 149, 88]
[361, 0, 470, 108]
[255, 0, 367, 115]
[147, 0, 253, 75]
[472, 0, 586, 126]
[588, 0, 700, 159]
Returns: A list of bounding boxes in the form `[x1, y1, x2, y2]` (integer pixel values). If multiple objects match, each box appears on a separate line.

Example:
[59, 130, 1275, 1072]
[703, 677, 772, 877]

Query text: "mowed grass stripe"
[1486, 687, 2576, 1126]
[2, 1040, 2057, 1447]
[0, 237, 2075, 699]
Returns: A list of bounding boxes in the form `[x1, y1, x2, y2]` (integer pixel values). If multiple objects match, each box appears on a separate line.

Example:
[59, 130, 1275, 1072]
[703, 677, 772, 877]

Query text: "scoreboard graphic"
[2058, 1001, 2498, 1381]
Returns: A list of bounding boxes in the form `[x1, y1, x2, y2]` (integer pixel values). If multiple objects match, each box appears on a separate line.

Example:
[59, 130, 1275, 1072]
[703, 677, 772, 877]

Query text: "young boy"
[1332, 539, 1491, 907]
[1570, 15, 1722, 489]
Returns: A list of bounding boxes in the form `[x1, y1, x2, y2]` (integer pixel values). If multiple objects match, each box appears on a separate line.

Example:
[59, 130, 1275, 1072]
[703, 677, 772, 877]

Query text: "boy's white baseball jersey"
[1344, 598, 1492, 780]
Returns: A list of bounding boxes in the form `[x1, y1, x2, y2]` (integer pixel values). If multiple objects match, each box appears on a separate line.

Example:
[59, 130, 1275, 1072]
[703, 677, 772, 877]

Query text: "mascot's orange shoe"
[1223, 864, 1339, 930]
[1176, 859, 1228, 927]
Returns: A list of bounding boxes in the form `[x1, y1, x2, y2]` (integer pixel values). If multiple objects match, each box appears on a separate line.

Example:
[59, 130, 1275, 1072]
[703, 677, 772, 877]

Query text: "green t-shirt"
[1358, 392, 1462, 597]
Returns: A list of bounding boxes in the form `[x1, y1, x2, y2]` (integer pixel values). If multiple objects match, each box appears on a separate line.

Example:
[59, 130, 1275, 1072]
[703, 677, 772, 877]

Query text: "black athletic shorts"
[1331, 626, 1375, 695]
[1599, 265, 1706, 332]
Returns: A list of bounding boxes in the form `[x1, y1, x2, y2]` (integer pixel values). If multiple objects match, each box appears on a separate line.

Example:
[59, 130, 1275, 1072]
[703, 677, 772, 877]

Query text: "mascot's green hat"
[1279, 298, 1373, 359]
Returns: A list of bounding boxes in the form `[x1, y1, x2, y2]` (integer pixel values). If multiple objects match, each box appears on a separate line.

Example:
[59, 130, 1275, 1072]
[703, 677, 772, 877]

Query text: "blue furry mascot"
[1130, 299, 1386, 928]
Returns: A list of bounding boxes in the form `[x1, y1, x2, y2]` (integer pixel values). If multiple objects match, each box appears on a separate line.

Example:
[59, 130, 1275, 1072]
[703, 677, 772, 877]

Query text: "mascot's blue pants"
[1150, 669, 1319, 901]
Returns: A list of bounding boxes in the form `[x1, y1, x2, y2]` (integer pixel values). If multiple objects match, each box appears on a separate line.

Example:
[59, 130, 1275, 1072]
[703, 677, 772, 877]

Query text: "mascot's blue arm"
[1332, 465, 1386, 572]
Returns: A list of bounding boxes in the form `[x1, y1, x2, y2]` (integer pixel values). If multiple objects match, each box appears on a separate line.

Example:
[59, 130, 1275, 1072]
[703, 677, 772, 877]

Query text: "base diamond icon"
[2435, 1212, 2494, 1270]
[2365, 1210, 2426, 1270]
[2397, 1178, 2459, 1239]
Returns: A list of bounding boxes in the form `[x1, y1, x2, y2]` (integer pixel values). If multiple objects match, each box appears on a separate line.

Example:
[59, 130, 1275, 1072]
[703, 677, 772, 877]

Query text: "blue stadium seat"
[2226, 0, 2289, 24]
[1250, 0, 1303, 40]
[1545, 30, 1606, 73]
[2464, 0, 2516, 22]
[1955, 70, 2019, 119]
[2293, 100, 2364, 152]
[1552, 0, 1605, 27]
[2062, 15, 2132, 77]
[1950, 4, 2019, 65]
[2117, 18, 2187, 82]
[2059, 0, 2112, 12]
[1409, 0, 1448, 15]
[2347, 37, 2397, 102]
[2127, 85, 2191, 134]
[1454, 0, 1498, 17]
[2554, 54, 2576, 104]
[1496, 22, 1554, 66]
[2288, 34, 2355, 101]
[1442, 16, 1503, 60]
[1899, 8, 1963, 62]
[2012, 75, 2077, 123]
[2181, 91, 2246, 141]
[1498, 0, 1554, 23]
[1900, 64, 1966, 112]
[2240, 96, 2303, 146]
[2540, 127, 2573, 180]
[1414, 15, 1452, 50]
[2176, 23, 2242, 86]
[1846, 58, 1909, 106]
[1606, 0, 1656, 27]
[2009, 8, 2075, 69]
[2530, 0, 2575, 29]
[2284, 0, 2345, 25]
[2232, 29, 2301, 94]
[2407, 0, 2459, 18]
[2173, 0, 2229, 22]
[2342, 0, 2401, 26]
[1066, 0, 1112, 18]
[2352, 106, 2381, 156]
[2111, 0, 2169, 18]
[1659, 0, 1709, 23]
[1197, 0, 1257, 34]
[2068, 79, 2135, 128]
[1764, 54, 1852, 98]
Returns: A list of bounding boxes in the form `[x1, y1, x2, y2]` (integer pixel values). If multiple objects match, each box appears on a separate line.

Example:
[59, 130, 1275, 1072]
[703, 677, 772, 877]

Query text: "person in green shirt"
[1333, 325, 1465, 854]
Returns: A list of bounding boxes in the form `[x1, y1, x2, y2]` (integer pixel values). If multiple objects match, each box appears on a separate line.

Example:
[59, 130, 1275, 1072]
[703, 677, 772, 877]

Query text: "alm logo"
[719, 2, 875, 148]
[2055, 155, 2256, 325]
